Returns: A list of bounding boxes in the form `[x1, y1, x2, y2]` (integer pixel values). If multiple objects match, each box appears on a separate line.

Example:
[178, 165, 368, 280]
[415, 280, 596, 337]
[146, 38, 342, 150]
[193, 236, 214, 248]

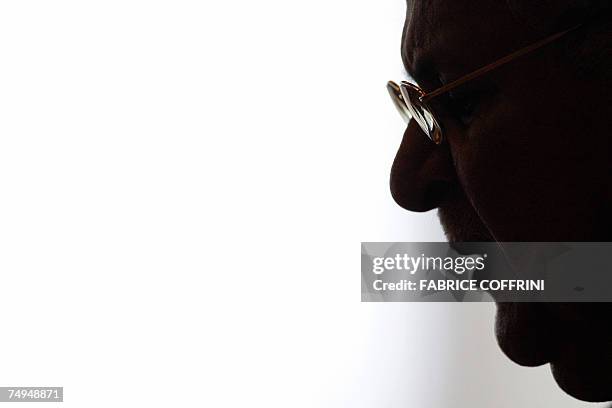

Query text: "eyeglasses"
[387, 25, 581, 144]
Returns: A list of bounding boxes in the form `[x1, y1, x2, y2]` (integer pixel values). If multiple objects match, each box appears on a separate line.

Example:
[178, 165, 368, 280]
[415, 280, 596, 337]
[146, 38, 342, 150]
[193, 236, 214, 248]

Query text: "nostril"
[390, 173, 457, 213]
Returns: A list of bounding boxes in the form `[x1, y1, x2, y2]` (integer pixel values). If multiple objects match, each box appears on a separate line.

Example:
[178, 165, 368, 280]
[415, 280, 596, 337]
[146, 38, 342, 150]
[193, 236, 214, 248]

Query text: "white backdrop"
[0, 0, 605, 407]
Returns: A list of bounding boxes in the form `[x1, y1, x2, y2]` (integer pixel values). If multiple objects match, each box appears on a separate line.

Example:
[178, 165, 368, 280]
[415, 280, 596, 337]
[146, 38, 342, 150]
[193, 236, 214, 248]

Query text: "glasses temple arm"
[422, 24, 581, 102]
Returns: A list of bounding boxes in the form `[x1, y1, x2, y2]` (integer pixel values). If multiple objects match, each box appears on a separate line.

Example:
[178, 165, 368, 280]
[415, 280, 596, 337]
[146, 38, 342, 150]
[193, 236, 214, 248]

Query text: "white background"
[0, 1, 605, 407]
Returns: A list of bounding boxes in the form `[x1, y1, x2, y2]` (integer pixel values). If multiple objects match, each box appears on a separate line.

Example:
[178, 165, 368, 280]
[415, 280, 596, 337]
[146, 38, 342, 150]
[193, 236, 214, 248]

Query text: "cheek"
[446, 94, 594, 241]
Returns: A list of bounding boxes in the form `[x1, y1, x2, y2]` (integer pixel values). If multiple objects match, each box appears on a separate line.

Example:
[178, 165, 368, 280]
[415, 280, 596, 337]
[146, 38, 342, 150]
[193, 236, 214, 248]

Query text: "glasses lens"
[421, 108, 442, 144]
[387, 81, 443, 144]
[386, 81, 411, 124]
[399, 83, 443, 144]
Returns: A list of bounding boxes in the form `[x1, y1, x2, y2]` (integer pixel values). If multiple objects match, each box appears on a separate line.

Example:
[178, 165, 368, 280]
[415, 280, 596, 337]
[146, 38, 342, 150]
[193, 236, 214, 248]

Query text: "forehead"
[402, 0, 523, 84]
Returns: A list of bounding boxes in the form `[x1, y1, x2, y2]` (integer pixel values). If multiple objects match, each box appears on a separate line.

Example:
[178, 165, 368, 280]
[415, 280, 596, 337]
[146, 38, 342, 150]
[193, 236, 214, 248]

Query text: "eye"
[447, 92, 479, 125]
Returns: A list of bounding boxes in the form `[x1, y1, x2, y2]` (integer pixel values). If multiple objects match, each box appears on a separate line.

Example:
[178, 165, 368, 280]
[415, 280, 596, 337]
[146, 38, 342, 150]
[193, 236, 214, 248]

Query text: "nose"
[390, 120, 457, 212]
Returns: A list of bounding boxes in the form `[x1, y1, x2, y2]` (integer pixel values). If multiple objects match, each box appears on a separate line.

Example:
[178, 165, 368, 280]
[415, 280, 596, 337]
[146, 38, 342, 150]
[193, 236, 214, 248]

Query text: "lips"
[437, 199, 556, 366]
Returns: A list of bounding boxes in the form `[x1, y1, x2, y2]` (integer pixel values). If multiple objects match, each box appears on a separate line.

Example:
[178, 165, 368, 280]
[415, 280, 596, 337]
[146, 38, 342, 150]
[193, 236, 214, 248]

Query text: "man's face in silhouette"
[392, 0, 612, 402]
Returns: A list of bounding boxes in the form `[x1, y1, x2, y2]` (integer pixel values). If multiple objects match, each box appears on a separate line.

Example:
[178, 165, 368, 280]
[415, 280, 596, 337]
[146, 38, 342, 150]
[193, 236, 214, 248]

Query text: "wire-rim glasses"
[387, 25, 581, 144]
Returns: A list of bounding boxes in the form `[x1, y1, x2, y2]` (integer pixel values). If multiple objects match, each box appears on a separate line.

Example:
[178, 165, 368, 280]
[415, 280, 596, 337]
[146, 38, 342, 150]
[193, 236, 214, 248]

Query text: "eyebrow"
[423, 24, 582, 101]
[400, 14, 448, 91]
[401, 36, 441, 91]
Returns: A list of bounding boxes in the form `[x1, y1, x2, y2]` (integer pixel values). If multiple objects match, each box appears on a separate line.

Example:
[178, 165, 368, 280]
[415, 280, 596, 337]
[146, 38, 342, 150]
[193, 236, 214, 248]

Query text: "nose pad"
[390, 120, 457, 212]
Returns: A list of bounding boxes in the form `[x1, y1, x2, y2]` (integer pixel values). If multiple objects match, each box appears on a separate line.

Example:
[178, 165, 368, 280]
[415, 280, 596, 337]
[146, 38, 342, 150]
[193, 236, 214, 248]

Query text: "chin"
[551, 353, 612, 402]
[547, 304, 612, 402]
[440, 199, 612, 402]
[495, 301, 612, 402]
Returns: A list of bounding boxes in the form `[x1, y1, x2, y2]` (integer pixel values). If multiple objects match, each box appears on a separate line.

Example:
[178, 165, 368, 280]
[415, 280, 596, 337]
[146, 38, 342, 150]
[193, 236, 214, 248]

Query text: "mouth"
[434, 190, 612, 401]
[440, 201, 557, 367]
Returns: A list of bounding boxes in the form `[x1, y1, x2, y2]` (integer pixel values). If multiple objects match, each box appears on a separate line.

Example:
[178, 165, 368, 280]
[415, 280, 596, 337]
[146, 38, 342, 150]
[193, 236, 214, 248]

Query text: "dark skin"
[392, 0, 612, 402]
